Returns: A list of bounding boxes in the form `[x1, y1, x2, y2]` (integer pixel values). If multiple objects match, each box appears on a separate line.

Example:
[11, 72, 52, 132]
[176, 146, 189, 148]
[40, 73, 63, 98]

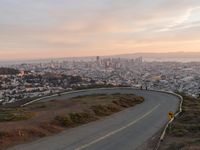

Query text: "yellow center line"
[74, 104, 161, 150]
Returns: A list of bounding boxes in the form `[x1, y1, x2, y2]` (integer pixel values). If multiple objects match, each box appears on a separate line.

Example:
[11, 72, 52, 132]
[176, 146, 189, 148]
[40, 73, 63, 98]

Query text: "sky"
[0, 0, 200, 60]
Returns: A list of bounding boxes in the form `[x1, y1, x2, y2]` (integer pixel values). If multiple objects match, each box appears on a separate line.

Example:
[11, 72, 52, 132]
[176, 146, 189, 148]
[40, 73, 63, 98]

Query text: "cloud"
[0, 0, 200, 60]
[158, 6, 200, 32]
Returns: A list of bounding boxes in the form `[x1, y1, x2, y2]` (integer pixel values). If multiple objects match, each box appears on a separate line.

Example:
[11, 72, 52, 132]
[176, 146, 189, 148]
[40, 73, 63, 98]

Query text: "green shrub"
[0, 131, 8, 139]
[91, 105, 111, 116]
[106, 104, 120, 112]
[54, 115, 72, 127]
[69, 112, 95, 124]
[0, 109, 34, 122]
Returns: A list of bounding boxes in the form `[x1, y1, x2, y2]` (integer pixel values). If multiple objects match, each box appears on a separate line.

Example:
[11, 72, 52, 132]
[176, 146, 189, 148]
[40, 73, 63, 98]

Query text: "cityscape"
[0, 0, 200, 150]
[1, 56, 200, 105]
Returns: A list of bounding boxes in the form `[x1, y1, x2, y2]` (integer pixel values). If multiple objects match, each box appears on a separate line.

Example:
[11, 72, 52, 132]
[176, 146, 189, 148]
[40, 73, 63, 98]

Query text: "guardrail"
[20, 87, 183, 150]
[154, 92, 183, 150]
[21, 93, 59, 107]
[21, 88, 117, 107]
[21, 87, 140, 107]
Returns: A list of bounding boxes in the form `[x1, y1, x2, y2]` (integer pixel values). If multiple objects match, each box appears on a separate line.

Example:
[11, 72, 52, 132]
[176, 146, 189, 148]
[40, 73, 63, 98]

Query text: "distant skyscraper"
[96, 56, 100, 62]
[96, 56, 101, 66]
[135, 57, 143, 65]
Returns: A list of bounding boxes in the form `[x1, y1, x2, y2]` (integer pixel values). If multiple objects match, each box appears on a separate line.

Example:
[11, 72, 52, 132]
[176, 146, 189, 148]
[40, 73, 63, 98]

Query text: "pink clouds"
[0, 0, 200, 60]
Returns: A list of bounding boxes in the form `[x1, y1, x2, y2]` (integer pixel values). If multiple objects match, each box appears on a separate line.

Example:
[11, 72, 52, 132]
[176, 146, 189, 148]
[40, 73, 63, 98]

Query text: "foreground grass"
[0, 94, 144, 149]
[0, 109, 34, 122]
[53, 95, 144, 127]
[160, 93, 200, 150]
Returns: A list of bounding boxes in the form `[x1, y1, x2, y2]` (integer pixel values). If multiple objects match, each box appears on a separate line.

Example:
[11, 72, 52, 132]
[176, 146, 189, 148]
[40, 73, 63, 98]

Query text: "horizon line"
[1, 51, 200, 62]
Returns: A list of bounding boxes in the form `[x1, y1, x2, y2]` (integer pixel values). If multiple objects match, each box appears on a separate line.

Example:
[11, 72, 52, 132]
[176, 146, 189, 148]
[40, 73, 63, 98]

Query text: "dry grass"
[160, 94, 200, 150]
[0, 94, 144, 149]
[53, 95, 144, 126]
[0, 109, 35, 122]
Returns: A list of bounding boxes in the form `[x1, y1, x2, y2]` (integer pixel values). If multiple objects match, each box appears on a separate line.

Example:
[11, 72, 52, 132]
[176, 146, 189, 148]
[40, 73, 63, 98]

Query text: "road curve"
[9, 88, 180, 150]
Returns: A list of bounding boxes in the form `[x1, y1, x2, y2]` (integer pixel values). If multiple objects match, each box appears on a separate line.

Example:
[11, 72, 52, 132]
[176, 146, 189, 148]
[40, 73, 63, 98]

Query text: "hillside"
[0, 94, 144, 149]
[160, 94, 200, 150]
[0, 68, 19, 75]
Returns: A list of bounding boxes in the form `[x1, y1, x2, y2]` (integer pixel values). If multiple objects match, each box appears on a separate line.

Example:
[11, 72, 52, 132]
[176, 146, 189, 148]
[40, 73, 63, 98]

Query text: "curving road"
[9, 88, 180, 150]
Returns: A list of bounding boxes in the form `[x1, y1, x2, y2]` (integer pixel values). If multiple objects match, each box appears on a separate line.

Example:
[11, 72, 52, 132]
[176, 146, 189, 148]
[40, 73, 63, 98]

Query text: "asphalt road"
[9, 88, 180, 150]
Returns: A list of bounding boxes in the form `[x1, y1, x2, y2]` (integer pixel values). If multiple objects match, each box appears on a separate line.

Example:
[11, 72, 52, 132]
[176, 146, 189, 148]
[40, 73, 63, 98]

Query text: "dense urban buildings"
[0, 57, 200, 105]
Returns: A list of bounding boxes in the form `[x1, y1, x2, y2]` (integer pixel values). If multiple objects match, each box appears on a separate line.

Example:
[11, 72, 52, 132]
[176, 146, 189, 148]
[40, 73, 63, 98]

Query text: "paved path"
[9, 88, 180, 150]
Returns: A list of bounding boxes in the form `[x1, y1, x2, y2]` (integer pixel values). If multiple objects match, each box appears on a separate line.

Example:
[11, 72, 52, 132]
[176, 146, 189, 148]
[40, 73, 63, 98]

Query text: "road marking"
[74, 104, 161, 150]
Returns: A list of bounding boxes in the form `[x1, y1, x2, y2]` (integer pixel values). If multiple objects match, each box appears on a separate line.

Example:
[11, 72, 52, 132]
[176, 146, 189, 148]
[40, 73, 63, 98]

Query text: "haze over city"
[1, 1, 200, 150]
[0, 0, 200, 60]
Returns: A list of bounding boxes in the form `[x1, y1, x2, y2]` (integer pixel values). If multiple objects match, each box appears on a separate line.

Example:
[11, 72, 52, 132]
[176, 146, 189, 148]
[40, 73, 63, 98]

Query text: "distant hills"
[1, 52, 200, 65]
[111, 52, 200, 59]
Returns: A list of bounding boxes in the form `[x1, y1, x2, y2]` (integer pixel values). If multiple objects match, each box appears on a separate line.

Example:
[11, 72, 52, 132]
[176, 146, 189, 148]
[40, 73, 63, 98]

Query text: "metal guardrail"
[21, 93, 59, 107]
[21, 87, 142, 107]
[20, 87, 183, 150]
[154, 92, 183, 150]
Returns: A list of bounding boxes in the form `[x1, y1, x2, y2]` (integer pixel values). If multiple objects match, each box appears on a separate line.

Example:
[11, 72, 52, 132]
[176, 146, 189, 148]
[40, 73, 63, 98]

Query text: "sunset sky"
[0, 0, 200, 60]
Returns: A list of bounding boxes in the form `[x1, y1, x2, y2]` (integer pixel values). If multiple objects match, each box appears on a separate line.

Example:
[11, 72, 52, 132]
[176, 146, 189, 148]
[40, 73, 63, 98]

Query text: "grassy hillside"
[0, 94, 144, 149]
[160, 94, 200, 150]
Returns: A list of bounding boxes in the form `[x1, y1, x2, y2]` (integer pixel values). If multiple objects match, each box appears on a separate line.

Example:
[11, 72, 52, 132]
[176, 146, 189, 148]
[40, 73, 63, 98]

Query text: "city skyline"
[0, 0, 200, 60]
[0, 1, 199, 149]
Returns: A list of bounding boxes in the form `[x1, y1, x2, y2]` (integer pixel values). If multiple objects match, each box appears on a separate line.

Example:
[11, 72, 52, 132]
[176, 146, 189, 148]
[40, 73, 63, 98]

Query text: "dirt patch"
[0, 94, 144, 150]
[159, 94, 200, 150]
